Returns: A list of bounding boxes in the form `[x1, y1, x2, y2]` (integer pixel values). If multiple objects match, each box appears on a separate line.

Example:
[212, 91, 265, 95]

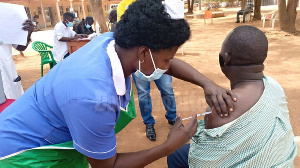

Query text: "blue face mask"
[65, 19, 73, 27]
[85, 24, 91, 29]
[134, 49, 168, 81]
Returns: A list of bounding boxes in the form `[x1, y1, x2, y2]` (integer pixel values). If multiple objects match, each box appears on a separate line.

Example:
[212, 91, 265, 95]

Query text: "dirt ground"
[13, 6, 300, 168]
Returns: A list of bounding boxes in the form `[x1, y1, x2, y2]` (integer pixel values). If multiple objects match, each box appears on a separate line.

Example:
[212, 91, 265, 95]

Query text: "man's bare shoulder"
[205, 81, 264, 129]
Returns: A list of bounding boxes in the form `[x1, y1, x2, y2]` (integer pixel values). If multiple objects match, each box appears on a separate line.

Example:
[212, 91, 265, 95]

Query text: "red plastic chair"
[204, 11, 213, 25]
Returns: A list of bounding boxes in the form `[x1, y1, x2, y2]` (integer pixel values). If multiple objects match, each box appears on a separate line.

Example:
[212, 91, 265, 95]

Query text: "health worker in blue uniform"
[0, 0, 236, 167]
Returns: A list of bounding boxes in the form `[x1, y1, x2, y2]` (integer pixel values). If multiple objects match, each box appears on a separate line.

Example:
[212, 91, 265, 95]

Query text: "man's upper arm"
[54, 27, 64, 41]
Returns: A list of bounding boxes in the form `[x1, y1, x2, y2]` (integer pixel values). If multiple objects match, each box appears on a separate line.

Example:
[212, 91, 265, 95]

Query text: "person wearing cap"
[0, 20, 33, 99]
[236, 1, 253, 23]
[53, 12, 87, 62]
[0, 0, 236, 167]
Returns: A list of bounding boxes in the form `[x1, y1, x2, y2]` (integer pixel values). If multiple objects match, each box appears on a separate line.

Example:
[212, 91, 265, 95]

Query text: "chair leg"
[41, 65, 43, 77]
[181, 46, 184, 55]
[211, 18, 213, 24]
[272, 19, 275, 29]
[204, 18, 206, 25]
[263, 19, 265, 27]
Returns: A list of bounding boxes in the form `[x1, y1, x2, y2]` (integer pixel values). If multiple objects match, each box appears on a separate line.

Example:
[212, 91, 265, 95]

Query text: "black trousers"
[167, 144, 190, 168]
[63, 52, 70, 59]
[237, 10, 249, 22]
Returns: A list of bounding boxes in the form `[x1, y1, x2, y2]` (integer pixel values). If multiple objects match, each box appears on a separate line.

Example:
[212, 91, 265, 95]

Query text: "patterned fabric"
[189, 76, 297, 167]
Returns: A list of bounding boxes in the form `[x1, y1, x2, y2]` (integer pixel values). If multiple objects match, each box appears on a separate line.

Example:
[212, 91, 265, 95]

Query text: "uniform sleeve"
[59, 98, 119, 160]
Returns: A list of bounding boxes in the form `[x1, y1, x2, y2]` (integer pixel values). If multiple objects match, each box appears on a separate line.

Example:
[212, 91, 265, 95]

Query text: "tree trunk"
[253, 0, 262, 20]
[199, 0, 201, 10]
[241, 0, 246, 10]
[278, 0, 298, 33]
[187, 0, 194, 14]
[88, 0, 108, 33]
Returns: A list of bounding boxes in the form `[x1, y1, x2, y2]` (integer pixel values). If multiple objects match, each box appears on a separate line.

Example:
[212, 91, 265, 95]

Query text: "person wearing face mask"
[73, 16, 94, 35]
[0, 0, 236, 167]
[118, 0, 179, 142]
[53, 12, 87, 63]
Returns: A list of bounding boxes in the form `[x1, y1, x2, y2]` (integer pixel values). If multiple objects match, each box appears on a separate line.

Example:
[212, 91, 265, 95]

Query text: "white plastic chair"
[245, 11, 253, 22]
[261, 10, 277, 27]
[295, 136, 300, 157]
[271, 14, 279, 29]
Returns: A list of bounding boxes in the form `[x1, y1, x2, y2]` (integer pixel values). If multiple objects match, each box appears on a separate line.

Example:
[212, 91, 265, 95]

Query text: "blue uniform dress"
[0, 32, 132, 160]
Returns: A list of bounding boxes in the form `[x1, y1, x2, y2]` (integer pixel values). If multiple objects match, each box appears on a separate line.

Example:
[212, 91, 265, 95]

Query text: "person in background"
[109, 10, 117, 32]
[53, 12, 87, 63]
[118, 0, 181, 141]
[0, 20, 33, 99]
[73, 16, 94, 35]
[167, 26, 297, 168]
[74, 17, 80, 23]
[236, 1, 253, 23]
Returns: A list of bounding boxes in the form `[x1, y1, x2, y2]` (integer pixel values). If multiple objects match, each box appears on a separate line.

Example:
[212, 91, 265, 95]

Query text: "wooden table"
[68, 39, 91, 54]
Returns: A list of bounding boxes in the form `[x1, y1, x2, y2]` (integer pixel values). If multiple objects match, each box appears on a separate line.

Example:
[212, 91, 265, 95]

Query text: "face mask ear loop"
[149, 49, 157, 70]
[139, 60, 141, 71]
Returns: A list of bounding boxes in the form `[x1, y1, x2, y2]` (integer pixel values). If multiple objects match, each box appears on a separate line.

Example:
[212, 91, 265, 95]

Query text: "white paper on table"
[0, 2, 28, 46]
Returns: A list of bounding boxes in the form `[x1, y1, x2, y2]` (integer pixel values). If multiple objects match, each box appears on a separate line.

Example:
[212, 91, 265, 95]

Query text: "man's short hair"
[223, 25, 268, 65]
[109, 10, 117, 21]
[85, 16, 94, 22]
[63, 12, 75, 19]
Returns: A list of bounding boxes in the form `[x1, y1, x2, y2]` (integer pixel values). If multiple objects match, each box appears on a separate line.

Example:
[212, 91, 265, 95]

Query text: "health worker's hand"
[203, 81, 237, 117]
[163, 114, 197, 154]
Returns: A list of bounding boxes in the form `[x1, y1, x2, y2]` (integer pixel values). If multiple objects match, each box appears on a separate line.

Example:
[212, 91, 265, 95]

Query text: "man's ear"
[224, 52, 232, 65]
[138, 46, 148, 62]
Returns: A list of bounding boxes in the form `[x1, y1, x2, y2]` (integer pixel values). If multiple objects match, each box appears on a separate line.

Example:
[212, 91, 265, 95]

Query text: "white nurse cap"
[162, 0, 185, 19]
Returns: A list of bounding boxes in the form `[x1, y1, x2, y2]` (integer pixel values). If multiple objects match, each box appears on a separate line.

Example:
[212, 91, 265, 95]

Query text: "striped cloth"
[189, 76, 297, 167]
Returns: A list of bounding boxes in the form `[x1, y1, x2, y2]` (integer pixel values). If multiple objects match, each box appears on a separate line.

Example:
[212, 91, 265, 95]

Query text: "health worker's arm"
[166, 58, 237, 117]
[86, 115, 197, 168]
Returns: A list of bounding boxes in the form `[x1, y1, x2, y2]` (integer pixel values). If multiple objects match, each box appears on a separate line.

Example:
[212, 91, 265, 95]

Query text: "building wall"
[0, 0, 121, 28]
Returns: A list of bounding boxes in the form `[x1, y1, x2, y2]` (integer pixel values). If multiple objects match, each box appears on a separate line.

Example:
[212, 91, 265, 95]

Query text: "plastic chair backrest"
[32, 41, 55, 63]
[204, 11, 213, 18]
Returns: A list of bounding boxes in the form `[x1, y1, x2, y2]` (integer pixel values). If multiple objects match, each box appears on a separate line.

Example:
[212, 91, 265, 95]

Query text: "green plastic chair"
[32, 41, 56, 77]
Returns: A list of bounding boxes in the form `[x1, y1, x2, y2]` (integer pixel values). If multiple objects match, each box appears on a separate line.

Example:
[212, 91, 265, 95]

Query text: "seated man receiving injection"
[167, 25, 297, 168]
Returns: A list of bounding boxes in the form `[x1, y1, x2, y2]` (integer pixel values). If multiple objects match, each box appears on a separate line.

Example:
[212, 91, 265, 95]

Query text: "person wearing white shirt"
[53, 12, 87, 63]
[0, 20, 33, 99]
